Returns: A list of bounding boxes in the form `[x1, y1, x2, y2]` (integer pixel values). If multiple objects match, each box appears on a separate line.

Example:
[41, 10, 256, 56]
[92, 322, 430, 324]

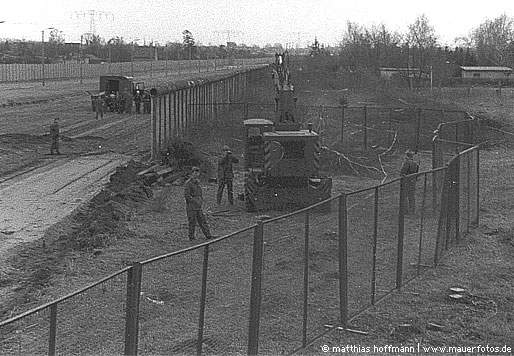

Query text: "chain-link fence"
[0, 268, 129, 355]
[135, 226, 256, 355]
[0, 142, 479, 355]
[249, 146, 478, 354]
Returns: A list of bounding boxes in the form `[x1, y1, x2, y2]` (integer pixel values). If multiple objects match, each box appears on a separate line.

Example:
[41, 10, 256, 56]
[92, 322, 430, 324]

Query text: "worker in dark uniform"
[134, 91, 142, 114]
[94, 96, 104, 119]
[400, 150, 419, 214]
[118, 94, 126, 114]
[184, 166, 214, 241]
[50, 118, 61, 155]
[217, 145, 239, 205]
[142, 92, 151, 114]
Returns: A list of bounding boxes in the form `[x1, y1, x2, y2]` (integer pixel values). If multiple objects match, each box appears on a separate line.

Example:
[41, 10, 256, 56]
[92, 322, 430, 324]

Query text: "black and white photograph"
[0, 0, 513, 355]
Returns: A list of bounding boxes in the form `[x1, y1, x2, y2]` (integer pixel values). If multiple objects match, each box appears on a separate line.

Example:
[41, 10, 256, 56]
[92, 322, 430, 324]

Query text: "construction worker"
[184, 166, 214, 241]
[142, 92, 151, 114]
[400, 150, 419, 214]
[94, 95, 105, 119]
[134, 91, 142, 114]
[49, 118, 61, 155]
[217, 145, 239, 205]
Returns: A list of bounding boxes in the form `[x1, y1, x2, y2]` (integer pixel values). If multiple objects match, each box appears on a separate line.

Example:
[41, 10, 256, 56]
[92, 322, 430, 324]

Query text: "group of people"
[47, 118, 420, 239]
[183, 145, 239, 241]
[184, 146, 420, 242]
[93, 91, 151, 119]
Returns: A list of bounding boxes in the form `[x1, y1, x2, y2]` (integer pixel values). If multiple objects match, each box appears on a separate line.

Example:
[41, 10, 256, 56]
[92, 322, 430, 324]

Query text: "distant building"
[380, 68, 426, 79]
[459, 66, 512, 79]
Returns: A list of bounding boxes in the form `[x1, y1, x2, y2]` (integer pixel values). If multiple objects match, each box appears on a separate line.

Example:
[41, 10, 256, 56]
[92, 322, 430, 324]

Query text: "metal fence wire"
[0, 268, 129, 356]
[137, 226, 256, 356]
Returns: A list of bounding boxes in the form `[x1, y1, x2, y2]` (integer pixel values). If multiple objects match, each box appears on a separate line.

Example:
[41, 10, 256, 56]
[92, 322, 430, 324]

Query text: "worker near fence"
[142, 92, 151, 114]
[134, 91, 142, 114]
[94, 95, 105, 119]
[217, 145, 239, 205]
[184, 166, 214, 241]
[49, 118, 61, 155]
[400, 150, 419, 214]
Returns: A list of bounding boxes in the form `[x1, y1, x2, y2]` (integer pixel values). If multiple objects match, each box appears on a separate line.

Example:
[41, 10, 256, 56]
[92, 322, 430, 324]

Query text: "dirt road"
[0, 153, 130, 259]
[0, 67, 261, 270]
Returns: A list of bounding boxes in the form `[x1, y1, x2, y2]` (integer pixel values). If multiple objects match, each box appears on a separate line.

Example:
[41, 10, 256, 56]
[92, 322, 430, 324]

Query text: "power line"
[71, 10, 114, 35]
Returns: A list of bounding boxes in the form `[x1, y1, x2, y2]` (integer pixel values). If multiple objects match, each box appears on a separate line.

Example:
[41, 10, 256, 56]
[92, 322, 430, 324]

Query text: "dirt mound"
[50, 159, 153, 251]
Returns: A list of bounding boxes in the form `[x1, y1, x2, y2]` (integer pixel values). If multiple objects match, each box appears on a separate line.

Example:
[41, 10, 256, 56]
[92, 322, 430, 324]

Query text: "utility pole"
[41, 27, 56, 86]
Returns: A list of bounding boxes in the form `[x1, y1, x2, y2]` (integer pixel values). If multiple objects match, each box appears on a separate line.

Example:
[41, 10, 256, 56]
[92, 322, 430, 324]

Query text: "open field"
[0, 59, 513, 355]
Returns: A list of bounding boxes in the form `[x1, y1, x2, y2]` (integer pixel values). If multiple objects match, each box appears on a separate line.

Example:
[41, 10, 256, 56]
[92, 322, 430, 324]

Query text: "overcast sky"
[1, 0, 512, 47]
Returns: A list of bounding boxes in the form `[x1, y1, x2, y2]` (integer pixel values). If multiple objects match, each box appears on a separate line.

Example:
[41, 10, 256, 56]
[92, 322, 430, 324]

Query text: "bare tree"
[407, 14, 438, 74]
[367, 23, 402, 69]
[473, 13, 514, 66]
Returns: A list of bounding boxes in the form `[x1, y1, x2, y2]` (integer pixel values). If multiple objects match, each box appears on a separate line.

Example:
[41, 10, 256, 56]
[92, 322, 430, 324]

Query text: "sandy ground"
[0, 66, 262, 274]
[0, 153, 130, 261]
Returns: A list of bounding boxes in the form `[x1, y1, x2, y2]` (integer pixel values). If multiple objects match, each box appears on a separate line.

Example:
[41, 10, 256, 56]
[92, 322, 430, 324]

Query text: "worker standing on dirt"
[49, 118, 61, 155]
[94, 96, 105, 119]
[184, 166, 214, 241]
[142, 92, 151, 114]
[400, 150, 419, 214]
[217, 145, 239, 205]
[134, 91, 142, 114]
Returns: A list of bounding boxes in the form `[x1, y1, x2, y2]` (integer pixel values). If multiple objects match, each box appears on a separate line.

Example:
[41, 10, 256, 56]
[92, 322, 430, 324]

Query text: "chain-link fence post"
[363, 106, 368, 150]
[455, 154, 461, 243]
[124, 262, 142, 356]
[151, 95, 158, 161]
[340, 105, 345, 145]
[338, 194, 348, 327]
[371, 187, 379, 305]
[248, 221, 264, 356]
[396, 177, 406, 290]
[49, 303, 57, 356]
[476, 148, 480, 225]
[196, 245, 210, 356]
[302, 209, 310, 348]
[415, 108, 421, 152]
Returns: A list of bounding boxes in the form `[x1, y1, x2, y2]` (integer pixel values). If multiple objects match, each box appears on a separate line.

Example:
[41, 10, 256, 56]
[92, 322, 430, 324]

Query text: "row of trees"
[2, 13, 514, 69]
[0, 29, 274, 64]
[333, 13, 514, 77]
